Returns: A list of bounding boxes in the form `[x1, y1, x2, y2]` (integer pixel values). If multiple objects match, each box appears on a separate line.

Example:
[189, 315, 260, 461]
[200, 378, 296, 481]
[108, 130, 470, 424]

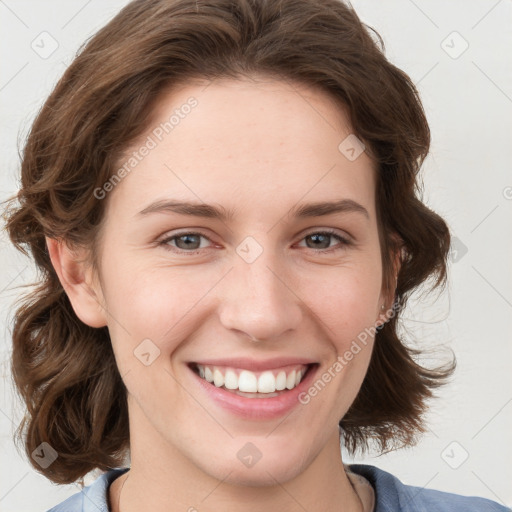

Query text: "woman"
[3, 0, 508, 511]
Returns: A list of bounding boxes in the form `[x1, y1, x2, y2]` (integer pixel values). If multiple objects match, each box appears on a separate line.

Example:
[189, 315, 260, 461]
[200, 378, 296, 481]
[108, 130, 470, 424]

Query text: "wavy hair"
[2, 0, 455, 485]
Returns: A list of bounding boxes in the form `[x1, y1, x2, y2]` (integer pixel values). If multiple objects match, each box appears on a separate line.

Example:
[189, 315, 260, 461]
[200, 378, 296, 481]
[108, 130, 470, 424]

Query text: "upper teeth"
[196, 364, 308, 393]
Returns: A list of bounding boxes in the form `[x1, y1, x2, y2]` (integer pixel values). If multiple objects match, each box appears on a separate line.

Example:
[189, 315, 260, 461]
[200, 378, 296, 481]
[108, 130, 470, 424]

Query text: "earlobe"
[45, 237, 108, 328]
[375, 304, 389, 329]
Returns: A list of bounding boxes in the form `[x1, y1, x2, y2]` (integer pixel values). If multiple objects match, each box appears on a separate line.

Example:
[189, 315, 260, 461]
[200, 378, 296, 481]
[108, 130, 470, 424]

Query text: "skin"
[47, 76, 399, 512]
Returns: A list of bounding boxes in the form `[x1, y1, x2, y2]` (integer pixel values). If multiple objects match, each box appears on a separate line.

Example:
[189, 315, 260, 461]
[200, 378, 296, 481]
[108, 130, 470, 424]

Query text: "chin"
[191, 435, 314, 487]
[209, 456, 306, 488]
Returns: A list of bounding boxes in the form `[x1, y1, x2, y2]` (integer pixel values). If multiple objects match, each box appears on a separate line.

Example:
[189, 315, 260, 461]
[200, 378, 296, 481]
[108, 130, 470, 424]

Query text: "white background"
[1, 1, 511, 510]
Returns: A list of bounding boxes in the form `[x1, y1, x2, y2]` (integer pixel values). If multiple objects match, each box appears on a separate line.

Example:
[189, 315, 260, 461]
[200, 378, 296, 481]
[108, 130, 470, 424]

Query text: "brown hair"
[2, 0, 455, 485]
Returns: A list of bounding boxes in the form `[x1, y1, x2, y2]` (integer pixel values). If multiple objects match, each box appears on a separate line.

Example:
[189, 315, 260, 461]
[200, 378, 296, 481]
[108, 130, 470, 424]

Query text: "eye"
[158, 229, 351, 255]
[159, 231, 212, 254]
[297, 229, 352, 253]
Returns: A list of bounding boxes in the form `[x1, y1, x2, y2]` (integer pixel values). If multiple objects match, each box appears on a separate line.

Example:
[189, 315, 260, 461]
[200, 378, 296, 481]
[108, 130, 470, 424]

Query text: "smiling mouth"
[189, 362, 317, 398]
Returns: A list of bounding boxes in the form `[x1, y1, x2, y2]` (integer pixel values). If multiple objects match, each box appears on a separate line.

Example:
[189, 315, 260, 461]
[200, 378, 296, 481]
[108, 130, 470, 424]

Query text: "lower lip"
[188, 363, 319, 420]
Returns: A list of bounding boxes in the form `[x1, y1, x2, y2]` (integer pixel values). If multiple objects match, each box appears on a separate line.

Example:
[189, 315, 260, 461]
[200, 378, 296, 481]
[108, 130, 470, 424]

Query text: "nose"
[218, 247, 303, 342]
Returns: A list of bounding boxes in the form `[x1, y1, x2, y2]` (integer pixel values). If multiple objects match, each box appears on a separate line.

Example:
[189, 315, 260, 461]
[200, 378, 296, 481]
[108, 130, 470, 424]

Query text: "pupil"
[178, 234, 199, 249]
[309, 233, 328, 249]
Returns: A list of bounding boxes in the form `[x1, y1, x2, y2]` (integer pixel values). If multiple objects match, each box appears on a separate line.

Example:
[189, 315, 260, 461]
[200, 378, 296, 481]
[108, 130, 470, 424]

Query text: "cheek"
[104, 260, 201, 333]
[309, 266, 382, 340]
[101, 259, 223, 378]
[100, 263, 201, 412]
[302, 265, 380, 405]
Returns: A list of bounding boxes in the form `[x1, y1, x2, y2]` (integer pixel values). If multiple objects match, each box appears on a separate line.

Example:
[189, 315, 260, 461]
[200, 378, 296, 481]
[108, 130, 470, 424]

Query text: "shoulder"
[46, 467, 130, 512]
[348, 464, 510, 512]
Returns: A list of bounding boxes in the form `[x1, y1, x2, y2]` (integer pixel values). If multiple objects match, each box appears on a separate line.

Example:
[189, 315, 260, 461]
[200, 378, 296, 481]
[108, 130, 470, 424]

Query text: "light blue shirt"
[46, 464, 510, 511]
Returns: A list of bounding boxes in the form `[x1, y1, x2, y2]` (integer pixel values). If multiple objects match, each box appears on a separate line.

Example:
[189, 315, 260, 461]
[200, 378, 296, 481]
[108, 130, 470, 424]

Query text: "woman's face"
[90, 77, 389, 485]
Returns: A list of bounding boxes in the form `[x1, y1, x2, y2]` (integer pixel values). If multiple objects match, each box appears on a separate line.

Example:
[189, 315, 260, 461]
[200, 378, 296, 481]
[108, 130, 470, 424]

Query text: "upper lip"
[190, 357, 317, 372]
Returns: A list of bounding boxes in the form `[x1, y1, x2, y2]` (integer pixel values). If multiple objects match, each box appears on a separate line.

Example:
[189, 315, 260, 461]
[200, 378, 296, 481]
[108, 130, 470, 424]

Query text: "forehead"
[106, 77, 377, 220]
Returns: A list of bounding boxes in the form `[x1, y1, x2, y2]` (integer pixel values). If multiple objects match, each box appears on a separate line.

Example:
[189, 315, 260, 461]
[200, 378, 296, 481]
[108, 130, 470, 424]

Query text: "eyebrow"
[137, 198, 370, 221]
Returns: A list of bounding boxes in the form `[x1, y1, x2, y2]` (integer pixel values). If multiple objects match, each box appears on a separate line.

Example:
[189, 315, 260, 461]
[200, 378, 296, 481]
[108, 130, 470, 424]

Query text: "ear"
[45, 237, 108, 328]
[375, 236, 403, 327]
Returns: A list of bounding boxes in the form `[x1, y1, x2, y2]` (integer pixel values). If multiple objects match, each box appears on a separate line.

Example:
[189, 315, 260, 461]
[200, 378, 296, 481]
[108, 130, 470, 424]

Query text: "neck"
[110, 405, 363, 512]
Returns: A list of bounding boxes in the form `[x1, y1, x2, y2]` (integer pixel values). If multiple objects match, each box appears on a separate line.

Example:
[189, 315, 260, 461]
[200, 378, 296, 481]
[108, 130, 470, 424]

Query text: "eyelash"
[157, 229, 352, 255]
